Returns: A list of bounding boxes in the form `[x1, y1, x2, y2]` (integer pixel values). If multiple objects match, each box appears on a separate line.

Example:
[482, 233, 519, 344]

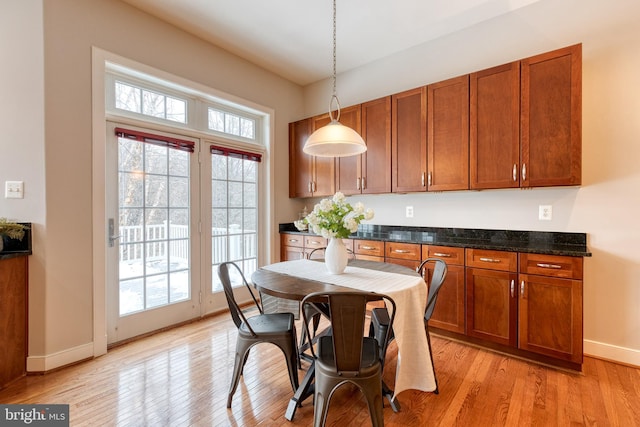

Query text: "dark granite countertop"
[0, 223, 32, 260]
[279, 223, 591, 257]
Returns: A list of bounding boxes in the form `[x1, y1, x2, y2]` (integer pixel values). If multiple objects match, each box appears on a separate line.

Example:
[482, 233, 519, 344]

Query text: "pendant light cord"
[330, 0, 341, 122]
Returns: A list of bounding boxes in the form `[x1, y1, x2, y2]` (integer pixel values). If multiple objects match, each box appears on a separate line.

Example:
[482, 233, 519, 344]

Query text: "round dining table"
[250, 258, 431, 421]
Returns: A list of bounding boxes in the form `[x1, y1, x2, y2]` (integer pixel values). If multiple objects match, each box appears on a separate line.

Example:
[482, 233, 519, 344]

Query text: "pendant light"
[303, 0, 367, 158]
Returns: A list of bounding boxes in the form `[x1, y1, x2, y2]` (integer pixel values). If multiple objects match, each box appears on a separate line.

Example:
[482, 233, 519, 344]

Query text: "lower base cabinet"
[0, 256, 28, 389]
[279, 232, 585, 369]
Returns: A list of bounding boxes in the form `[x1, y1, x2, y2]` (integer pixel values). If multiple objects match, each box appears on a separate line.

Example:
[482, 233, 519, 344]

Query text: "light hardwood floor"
[1, 313, 639, 426]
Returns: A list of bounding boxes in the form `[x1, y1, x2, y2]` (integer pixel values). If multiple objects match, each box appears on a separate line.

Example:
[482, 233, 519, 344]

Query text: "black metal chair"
[218, 262, 300, 408]
[370, 258, 448, 397]
[302, 291, 396, 427]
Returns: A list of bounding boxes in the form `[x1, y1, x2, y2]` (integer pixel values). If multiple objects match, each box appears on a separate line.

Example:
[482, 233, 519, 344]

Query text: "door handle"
[108, 218, 121, 247]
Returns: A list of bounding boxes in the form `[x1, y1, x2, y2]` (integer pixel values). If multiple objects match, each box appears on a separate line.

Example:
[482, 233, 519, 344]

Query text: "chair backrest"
[302, 291, 395, 373]
[416, 258, 448, 321]
[217, 262, 262, 332]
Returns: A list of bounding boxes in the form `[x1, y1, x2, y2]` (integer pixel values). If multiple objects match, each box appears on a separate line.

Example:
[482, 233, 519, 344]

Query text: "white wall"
[0, 0, 304, 369]
[303, 0, 640, 365]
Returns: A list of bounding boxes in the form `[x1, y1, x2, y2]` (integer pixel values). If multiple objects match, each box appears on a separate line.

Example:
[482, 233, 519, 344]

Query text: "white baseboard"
[27, 342, 94, 373]
[584, 339, 640, 367]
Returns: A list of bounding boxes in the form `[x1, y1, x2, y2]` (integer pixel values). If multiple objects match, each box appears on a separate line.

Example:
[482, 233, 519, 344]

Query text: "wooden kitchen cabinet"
[280, 233, 305, 261]
[353, 239, 384, 262]
[470, 61, 521, 189]
[427, 75, 470, 191]
[422, 245, 466, 334]
[288, 117, 335, 198]
[466, 249, 518, 347]
[521, 43, 582, 187]
[0, 256, 28, 389]
[518, 253, 583, 363]
[385, 241, 421, 269]
[337, 97, 392, 195]
[392, 87, 427, 193]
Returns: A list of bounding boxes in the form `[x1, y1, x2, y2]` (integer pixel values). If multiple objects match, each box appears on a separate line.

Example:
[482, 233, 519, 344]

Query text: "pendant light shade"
[302, 0, 366, 158]
[304, 119, 367, 157]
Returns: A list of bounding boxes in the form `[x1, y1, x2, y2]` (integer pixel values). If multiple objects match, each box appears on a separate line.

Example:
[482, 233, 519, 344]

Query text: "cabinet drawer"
[386, 242, 421, 261]
[281, 233, 304, 248]
[354, 239, 385, 257]
[304, 235, 327, 249]
[519, 253, 583, 280]
[422, 245, 465, 266]
[466, 249, 517, 272]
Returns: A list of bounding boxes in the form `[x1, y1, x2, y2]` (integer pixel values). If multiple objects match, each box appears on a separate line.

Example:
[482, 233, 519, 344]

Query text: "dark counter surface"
[279, 223, 591, 257]
[0, 223, 32, 260]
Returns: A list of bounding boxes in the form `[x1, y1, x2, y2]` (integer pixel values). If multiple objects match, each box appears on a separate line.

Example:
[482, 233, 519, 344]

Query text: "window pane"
[225, 114, 240, 136]
[243, 182, 256, 208]
[168, 147, 189, 177]
[228, 157, 243, 181]
[142, 90, 165, 118]
[208, 109, 225, 132]
[145, 144, 168, 174]
[166, 97, 186, 123]
[120, 278, 144, 315]
[169, 177, 189, 208]
[244, 160, 256, 182]
[212, 154, 227, 179]
[145, 175, 168, 207]
[115, 81, 141, 113]
[212, 180, 227, 208]
[228, 182, 243, 207]
[240, 117, 255, 139]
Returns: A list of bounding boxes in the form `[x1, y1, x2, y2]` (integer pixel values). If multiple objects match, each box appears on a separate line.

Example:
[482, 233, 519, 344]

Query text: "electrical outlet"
[539, 205, 552, 221]
[405, 206, 414, 218]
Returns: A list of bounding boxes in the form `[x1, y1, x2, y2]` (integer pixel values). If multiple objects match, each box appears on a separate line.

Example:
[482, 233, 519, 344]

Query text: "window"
[208, 108, 255, 140]
[115, 81, 187, 123]
[210, 146, 261, 292]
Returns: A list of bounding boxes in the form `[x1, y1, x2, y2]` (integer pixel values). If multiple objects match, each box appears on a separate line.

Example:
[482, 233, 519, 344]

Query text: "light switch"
[5, 181, 24, 199]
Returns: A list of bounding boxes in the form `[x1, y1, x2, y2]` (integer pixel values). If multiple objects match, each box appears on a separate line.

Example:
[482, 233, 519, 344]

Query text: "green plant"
[0, 218, 28, 240]
[301, 192, 374, 239]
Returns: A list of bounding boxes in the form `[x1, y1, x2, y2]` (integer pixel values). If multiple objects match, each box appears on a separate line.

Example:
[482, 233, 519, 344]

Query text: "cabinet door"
[289, 119, 313, 198]
[335, 105, 363, 195]
[361, 96, 391, 194]
[427, 75, 470, 191]
[311, 114, 337, 197]
[521, 43, 582, 187]
[392, 87, 427, 193]
[428, 264, 466, 334]
[0, 257, 28, 388]
[470, 62, 520, 189]
[518, 274, 583, 363]
[466, 267, 518, 347]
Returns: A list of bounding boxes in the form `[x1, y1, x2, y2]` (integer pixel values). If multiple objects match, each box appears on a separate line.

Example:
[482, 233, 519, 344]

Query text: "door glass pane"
[118, 135, 191, 316]
[211, 150, 259, 291]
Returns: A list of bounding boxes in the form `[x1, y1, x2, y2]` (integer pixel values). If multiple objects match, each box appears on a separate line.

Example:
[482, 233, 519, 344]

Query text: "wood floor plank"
[0, 313, 639, 426]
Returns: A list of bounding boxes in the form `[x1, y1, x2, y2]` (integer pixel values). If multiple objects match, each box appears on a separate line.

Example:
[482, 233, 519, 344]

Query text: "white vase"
[325, 238, 348, 274]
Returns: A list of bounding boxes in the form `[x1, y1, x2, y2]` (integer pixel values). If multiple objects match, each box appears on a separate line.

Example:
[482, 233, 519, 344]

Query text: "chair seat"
[316, 335, 380, 375]
[239, 312, 295, 336]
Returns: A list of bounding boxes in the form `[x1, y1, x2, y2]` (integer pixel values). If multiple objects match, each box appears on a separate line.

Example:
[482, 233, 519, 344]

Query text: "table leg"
[382, 380, 401, 412]
[285, 363, 315, 421]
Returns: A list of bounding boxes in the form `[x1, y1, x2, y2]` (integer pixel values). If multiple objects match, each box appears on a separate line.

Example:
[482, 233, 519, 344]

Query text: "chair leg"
[358, 372, 384, 427]
[425, 324, 439, 394]
[227, 340, 251, 408]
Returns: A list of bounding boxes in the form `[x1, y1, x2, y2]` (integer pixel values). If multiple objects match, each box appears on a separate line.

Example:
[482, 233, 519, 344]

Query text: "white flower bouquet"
[299, 192, 374, 239]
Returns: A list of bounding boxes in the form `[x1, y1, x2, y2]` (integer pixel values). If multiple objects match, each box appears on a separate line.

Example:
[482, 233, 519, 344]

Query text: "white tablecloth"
[262, 259, 436, 397]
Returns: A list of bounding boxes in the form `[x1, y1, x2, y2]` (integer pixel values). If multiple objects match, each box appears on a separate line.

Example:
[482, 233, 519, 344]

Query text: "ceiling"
[119, 0, 542, 86]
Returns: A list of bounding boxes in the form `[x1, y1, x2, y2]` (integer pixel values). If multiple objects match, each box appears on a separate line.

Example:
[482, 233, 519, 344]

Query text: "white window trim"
[91, 46, 275, 357]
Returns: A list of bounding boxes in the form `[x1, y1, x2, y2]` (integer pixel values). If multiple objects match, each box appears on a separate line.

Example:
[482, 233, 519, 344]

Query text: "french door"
[106, 122, 262, 344]
[106, 123, 202, 344]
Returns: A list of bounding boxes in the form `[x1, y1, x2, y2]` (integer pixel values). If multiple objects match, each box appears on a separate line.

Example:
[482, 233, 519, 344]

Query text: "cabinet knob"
[520, 280, 525, 298]
[394, 249, 411, 254]
[428, 172, 432, 187]
[479, 257, 500, 263]
[522, 164, 527, 181]
[421, 172, 426, 187]
[510, 279, 515, 298]
[360, 245, 375, 250]
[513, 164, 517, 182]
[361, 177, 366, 190]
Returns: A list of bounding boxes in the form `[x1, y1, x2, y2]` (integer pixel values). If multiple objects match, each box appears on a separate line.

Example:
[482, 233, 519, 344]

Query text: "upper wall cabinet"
[289, 44, 582, 198]
[336, 97, 392, 195]
[521, 44, 582, 187]
[392, 87, 427, 193]
[427, 75, 470, 191]
[289, 117, 335, 198]
[470, 61, 521, 189]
